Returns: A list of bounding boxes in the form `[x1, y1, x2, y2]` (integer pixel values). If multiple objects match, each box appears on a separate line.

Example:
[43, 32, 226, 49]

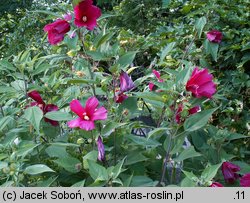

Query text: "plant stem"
[77, 29, 96, 97]
[114, 129, 117, 165]
[157, 106, 166, 127]
[159, 132, 173, 186]
[0, 105, 4, 117]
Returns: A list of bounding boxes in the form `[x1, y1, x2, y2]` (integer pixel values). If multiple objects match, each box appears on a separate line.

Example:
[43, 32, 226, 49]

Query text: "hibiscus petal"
[70, 99, 85, 118]
[79, 120, 95, 131]
[67, 117, 82, 128]
[44, 104, 58, 113]
[92, 107, 108, 120]
[28, 90, 45, 104]
[149, 82, 155, 91]
[85, 97, 99, 115]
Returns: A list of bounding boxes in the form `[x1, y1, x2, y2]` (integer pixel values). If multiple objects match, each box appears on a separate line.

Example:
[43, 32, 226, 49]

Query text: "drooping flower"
[175, 103, 201, 124]
[222, 161, 241, 183]
[115, 71, 135, 103]
[149, 69, 164, 91]
[120, 71, 135, 93]
[186, 67, 216, 99]
[240, 173, 250, 187]
[74, 0, 101, 30]
[206, 30, 223, 43]
[210, 182, 224, 187]
[97, 136, 105, 162]
[115, 92, 128, 104]
[67, 97, 107, 131]
[27, 90, 59, 126]
[44, 19, 70, 45]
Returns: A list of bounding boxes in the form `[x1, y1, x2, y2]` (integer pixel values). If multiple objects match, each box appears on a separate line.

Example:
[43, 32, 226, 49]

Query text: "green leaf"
[24, 164, 55, 175]
[0, 59, 15, 71]
[112, 157, 126, 179]
[44, 111, 73, 121]
[71, 180, 86, 187]
[95, 32, 115, 49]
[36, 176, 58, 187]
[204, 39, 219, 62]
[160, 42, 176, 63]
[125, 152, 148, 165]
[87, 160, 108, 181]
[201, 163, 222, 182]
[126, 134, 161, 147]
[0, 116, 13, 131]
[23, 106, 43, 133]
[53, 156, 81, 173]
[195, 17, 207, 38]
[0, 161, 8, 170]
[133, 92, 165, 103]
[117, 51, 137, 70]
[83, 151, 98, 169]
[162, 0, 171, 8]
[184, 107, 218, 132]
[130, 176, 158, 186]
[147, 127, 168, 139]
[16, 141, 40, 157]
[174, 146, 201, 162]
[182, 170, 199, 182]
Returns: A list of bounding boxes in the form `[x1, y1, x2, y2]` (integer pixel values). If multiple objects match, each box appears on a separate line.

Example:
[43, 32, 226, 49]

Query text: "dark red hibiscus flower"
[44, 19, 70, 45]
[74, 0, 101, 30]
[206, 30, 223, 43]
[27, 90, 59, 126]
[186, 67, 216, 99]
[240, 173, 250, 187]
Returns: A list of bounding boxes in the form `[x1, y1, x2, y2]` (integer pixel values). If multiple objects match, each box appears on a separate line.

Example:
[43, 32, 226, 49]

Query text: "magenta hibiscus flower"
[206, 30, 223, 43]
[44, 19, 70, 45]
[149, 69, 164, 91]
[27, 90, 59, 126]
[240, 173, 250, 187]
[222, 161, 241, 183]
[210, 182, 224, 187]
[67, 97, 107, 131]
[186, 67, 216, 99]
[74, 0, 101, 30]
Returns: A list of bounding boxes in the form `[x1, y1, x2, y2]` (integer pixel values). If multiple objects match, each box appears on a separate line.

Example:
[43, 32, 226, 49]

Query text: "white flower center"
[82, 16, 87, 22]
[84, 115, 90, 120]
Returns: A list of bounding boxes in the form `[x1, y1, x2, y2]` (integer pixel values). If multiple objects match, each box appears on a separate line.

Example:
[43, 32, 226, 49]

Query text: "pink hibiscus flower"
[186, 67, 216, 99]
[74, 0, 101, 30]
[67, 97, 107, 131]
[210, 182, 224, 187]
[206, 30, 223, 43]
[44, 19, 70, 45]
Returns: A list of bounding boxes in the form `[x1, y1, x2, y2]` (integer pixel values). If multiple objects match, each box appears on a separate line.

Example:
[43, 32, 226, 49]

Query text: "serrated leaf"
[87, 160, 108, 181]
[195, 17, 207, 38]
[23, 106, 43, 133]
[160, 42, 176, 63]
[201, 163, 222, 182]
[184, 107, 218, 132]
[174, 146, 201, 162]
[117, 51, 137, 70]
[204, 39, 219, 62]
[44, 111, 73, 121]
[24, 164, 55, 175]
[112, 157, 126, 179]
